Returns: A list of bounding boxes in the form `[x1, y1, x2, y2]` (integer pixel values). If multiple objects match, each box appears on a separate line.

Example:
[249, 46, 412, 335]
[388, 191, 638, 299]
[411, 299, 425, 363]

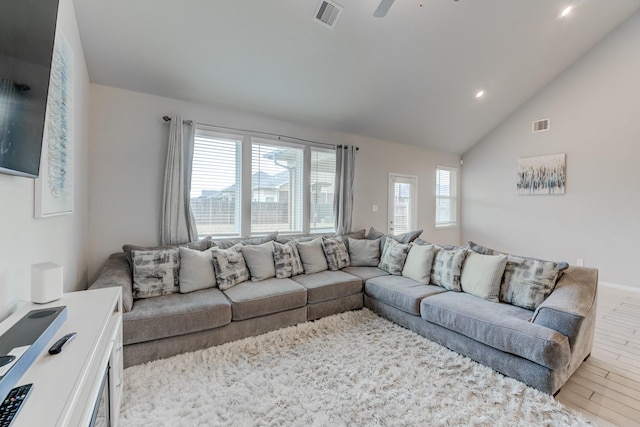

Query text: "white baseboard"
[599, 281, 640, 293]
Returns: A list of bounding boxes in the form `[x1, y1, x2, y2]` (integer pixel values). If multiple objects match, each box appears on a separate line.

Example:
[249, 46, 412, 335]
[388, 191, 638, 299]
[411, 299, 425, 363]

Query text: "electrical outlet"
[576, 258, 584, 267]
[372, 204, 378, 213]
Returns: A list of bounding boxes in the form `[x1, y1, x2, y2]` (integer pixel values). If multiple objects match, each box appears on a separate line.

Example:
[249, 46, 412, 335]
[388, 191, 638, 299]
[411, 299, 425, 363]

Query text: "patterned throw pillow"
[378, 239, 411, 275]
[211, 245, 250, 291]
[500, 257, 560, 310]
[322, 236, 350, 271]
[431, 247, 468, 291]
[273, 241, 304, 278]
[131, 248, 180, 299]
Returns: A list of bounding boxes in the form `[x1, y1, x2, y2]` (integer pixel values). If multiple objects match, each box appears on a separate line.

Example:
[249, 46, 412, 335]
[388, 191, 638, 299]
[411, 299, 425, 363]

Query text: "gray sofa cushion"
[341, 266, 389, 282]
[222, 278, 307, 321]
[365, 275, 447, 315]
[420, 292, 571, 370]
[290, 270, 362, 304]
[91, 253, 134, 312]
[123, 287, 231, 345]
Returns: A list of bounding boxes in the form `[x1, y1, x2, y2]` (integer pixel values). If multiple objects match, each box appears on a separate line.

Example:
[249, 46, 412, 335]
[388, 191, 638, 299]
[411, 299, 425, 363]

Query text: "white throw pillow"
[296, 238, 329, 274]
[240, 242, 276, 282]
[178, 247, 217, 293]
[460, 251, 508, 302]
[402, 243, 435, 285]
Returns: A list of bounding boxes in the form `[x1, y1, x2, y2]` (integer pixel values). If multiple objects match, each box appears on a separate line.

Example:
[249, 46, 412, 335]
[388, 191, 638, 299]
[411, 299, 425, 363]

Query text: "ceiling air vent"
[315, 0, 343, 29]
[532, 118, 550, 133]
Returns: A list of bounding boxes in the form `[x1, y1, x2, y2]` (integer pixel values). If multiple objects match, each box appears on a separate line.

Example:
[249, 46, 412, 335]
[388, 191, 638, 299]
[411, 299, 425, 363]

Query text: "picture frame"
[35, 31, 74, 218]
[516, 153, 565, 195]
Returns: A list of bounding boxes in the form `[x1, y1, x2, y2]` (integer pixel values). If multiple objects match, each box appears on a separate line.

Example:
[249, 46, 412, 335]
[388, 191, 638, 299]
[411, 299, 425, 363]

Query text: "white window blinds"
[191, 130, 242, 237]
[251, 139, 304, 235]
[310, 148, 336, 233]
[435, 166, 457, 228]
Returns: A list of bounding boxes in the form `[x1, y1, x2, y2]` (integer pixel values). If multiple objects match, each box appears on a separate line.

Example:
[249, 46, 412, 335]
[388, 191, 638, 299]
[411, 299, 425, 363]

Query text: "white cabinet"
[0, 287, 122, 426]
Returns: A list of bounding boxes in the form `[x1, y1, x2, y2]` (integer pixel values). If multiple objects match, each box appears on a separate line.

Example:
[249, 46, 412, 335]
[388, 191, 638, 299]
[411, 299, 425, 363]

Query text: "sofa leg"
[553, 388, 561, 397]
[584, 353, 591, 362]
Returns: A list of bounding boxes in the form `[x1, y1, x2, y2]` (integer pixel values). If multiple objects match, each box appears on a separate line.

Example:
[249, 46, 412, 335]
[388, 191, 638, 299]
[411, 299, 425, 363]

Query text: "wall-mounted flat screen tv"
[0, 0, 60, 178]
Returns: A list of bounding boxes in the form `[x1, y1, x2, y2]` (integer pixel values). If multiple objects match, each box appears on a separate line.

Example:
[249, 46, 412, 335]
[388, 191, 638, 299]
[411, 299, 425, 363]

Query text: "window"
[310, 148, 336, 233]
[251, 139, 303, 235]
[388, 174, 417, 235]
[190, 127, 336, 238]
[435, 166, 457, 228]
[191, 130, 242, 237]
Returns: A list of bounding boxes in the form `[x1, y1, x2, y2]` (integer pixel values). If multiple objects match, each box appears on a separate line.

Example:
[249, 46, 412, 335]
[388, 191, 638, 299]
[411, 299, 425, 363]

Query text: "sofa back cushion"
[241, 242, 276, 282]
[460, 251, 508, 302]
[131, 248, 180, 299]
[178, 247, 217, 293]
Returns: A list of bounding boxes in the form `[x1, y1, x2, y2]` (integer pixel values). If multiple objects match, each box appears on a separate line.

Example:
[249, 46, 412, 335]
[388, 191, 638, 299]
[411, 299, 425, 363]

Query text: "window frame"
[435, 165, 458, 229]
[191, 125, 337, 238]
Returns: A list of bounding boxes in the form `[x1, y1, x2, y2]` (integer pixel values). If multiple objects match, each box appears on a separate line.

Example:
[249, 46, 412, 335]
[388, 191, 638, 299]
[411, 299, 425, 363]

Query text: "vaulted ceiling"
[73, 0, 640, 154]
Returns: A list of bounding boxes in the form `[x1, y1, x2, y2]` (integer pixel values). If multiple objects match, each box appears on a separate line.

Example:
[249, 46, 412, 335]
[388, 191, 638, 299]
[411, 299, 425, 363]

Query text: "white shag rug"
[121, 309, 591, 426]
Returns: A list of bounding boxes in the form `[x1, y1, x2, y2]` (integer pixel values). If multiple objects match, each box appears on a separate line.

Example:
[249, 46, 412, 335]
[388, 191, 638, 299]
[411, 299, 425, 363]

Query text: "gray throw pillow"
[131, 248, 180, 299]
[273, 241, 304, 278]
[431, 247, 468, 291]
[500, 257, 560, 310]
[460, 251, 508, 302]
[367, 227, 423, 251]
[401, 243, 435, 285]
[212, 232, 278, 249]
[322, 236, 350, 271]
[297, 238, 329, 274]
[241, 242, 276, 282]
[466, 240, 569, 271]
[348, 237, 381, 267]
[211, 244, 250, 291]
[178, 247, 217, 293]
[378, 239, 411, 275]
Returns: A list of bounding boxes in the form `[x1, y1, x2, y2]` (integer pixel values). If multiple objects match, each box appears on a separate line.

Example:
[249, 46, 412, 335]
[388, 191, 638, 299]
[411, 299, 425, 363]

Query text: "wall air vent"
[532, 118, 550, 133]
[315, 0, 343, 29]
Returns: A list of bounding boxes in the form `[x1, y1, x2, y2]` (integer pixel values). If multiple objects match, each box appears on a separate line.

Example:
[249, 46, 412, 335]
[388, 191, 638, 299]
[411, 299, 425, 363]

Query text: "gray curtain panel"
[335, 145, 357, 235]
[161, 115, 198, 245]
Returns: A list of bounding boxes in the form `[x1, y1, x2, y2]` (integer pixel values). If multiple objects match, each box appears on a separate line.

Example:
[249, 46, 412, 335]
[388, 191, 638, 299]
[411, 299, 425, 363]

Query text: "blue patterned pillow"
[322, 236, 350, 271]
[131, 248, 180, 299]
[378, 239, 411, 275]
[211, 244, 250, 291]
[431, 247, 468, 291]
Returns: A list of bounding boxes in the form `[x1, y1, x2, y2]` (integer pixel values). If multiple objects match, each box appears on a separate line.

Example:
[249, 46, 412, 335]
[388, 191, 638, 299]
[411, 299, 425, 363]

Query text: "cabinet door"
[109, 314, 123, 426]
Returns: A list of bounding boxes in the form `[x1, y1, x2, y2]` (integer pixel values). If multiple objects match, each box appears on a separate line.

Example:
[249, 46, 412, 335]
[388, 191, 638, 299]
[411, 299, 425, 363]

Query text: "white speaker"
[31, 262, 63, 304]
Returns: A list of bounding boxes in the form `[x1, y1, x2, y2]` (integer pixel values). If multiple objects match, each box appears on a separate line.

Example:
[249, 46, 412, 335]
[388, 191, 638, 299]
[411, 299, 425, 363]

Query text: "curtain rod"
[162, 115, 358, 150]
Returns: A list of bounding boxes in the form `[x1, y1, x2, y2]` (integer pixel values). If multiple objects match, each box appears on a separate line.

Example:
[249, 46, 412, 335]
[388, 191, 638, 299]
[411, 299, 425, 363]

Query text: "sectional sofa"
[89, 230, 598, 395]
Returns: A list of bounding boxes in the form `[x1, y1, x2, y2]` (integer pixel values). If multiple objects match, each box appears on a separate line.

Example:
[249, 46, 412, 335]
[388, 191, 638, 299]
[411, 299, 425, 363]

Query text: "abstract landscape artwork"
[517, 153, 565, 195]
[36, 31, 74, 217]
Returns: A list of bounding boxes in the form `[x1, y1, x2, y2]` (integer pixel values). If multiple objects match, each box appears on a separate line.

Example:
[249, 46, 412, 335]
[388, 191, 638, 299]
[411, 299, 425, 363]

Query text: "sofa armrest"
[531, 266, 598, 350]
[89, 253, 134, 313]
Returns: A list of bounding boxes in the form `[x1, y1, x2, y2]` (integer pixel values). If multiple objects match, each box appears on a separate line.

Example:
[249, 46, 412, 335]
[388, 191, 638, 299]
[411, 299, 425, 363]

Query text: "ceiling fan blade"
[373, 0, 395, 17]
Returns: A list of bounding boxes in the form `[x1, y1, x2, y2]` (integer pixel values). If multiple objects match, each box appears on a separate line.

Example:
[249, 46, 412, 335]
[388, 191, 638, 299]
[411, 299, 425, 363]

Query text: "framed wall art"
[517, 153, 565, 195]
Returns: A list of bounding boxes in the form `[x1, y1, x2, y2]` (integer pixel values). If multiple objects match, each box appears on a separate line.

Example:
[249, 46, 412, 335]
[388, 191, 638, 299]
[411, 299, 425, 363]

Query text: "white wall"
[461, 11, 640, 288]
[0, 0, 90, 319]
[87, 85, 460, 280]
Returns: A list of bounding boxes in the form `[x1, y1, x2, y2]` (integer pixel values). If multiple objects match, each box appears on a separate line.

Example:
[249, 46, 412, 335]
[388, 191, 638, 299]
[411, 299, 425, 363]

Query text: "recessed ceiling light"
[561, 6, 572, 17]
[475, 90, 485, 98]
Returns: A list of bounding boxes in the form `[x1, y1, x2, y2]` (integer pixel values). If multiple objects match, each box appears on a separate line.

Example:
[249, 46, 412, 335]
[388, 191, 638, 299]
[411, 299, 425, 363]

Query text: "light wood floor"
[556, 284, 640, 426]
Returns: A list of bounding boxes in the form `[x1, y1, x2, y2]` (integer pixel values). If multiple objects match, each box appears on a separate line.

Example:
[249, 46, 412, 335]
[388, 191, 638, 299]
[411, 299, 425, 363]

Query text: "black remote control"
[48, 332, 77, 355]
[0, 383, 32, 427]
